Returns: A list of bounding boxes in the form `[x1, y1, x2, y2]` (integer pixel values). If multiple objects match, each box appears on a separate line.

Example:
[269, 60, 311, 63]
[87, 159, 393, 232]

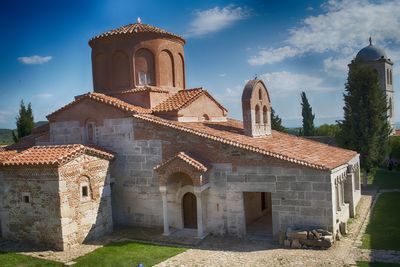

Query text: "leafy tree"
[337, 60, 391, 170]
[314, 124, 341, 137]
[300, 91, 315, 136]
[12, 100, 34, 143]
[271, 108, 285, 131]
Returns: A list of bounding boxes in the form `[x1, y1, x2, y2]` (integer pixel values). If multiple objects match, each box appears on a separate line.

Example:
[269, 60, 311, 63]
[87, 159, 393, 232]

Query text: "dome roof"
[90, 20, 185, 44]
[356, 43, 387, 62]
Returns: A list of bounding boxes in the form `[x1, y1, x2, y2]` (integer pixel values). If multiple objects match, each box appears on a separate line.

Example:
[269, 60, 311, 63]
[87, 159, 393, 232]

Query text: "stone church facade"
[0, 21, 361, 250]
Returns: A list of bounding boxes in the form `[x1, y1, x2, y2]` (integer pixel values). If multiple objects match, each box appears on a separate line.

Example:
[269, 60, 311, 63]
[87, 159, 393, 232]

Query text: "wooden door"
[183, 192, 197, 229]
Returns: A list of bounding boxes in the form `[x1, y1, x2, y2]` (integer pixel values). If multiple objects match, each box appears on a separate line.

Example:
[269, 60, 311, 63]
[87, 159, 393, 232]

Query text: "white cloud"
[306, 6, 314, 11]
[219, 73, 226, 77]
[185, 5, 251, 37]
[248, 0, 400, 66]
[18, 55, 52, 65]
[259, 71, 337, 96]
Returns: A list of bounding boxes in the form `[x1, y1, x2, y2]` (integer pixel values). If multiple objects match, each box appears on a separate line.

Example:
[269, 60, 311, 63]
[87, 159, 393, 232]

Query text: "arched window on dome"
[255, 105, 261, 125]
[135, 48, 155, 86]
[263, 106, 268, 124]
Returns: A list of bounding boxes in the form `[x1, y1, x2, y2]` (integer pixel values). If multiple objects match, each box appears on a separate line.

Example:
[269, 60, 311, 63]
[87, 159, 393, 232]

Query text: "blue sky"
[0, 0, 399, 128]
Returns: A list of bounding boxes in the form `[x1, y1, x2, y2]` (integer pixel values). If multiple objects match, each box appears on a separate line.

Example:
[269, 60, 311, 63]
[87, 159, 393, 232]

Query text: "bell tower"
[242, 79, 272, 137]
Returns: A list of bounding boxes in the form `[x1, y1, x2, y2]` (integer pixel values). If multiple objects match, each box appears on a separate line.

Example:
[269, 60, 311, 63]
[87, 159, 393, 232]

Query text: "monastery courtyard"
[1, 170, 399, 266]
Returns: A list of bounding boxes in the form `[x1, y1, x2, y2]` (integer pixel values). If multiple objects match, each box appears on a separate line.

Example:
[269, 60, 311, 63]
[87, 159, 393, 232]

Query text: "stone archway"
[182, 192, 197, 229]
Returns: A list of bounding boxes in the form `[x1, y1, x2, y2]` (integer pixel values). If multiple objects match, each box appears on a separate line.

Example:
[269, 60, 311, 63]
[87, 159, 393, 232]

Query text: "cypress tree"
[271, 108, 285, 132]
[12, 100, 34, 143]
[337, 60, 390, 170]
[301, 91, 315, 136]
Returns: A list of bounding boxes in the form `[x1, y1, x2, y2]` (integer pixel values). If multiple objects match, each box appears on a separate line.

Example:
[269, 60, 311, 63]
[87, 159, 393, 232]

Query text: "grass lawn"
[0, 241, 186, 267]
[368, 169, 400, 189]
[362, 192, 400, 250]
[357, 261, 400, 267]
[73, 241, 186, 267]
[0, 252, 62, 267]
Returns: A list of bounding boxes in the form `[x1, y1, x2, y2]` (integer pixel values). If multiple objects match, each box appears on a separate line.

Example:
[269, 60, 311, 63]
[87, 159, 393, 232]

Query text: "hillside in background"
[0, 121, 47, 145]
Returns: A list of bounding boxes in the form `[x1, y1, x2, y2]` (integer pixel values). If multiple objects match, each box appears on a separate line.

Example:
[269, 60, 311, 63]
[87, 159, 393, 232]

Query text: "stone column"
[160, 186, 169, 236]
[194, 190, 204, 238]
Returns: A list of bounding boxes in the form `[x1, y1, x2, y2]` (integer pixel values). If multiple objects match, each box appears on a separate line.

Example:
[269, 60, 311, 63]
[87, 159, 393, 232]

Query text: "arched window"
[255, 105, 260, 124]
[263, 106, 268, 124]
[387, 69, 390, 84]
[80, 176, 92, 201]
[259, 88, 262, 100]
[94, 53, 108, 91]
[135, 48, 155, 86]
[201, 114, 210, 121]
[159, 50, 175, 87]
[176, 53, 185, 88]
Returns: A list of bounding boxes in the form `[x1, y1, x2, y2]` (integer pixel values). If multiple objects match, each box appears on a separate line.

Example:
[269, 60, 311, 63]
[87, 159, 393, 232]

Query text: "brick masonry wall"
[58, 154, 113, 250]
[0, 167, 63, 249]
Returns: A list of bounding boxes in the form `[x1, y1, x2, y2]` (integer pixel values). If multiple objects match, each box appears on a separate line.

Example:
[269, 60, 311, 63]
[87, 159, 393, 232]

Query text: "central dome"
[356, 44, 387, 62]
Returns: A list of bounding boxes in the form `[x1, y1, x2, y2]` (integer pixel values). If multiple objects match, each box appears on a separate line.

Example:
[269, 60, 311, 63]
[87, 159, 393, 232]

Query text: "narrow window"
[201, 114, 210, 121]
[263, 106, 268, 124]
[82, 186, 88, 197]
[259, 88, 262, 100]
[23, 195, 30, 203]
[387, 69, 390, 84]
[255, 105, 260, 124]
[390, 70, 393, 85]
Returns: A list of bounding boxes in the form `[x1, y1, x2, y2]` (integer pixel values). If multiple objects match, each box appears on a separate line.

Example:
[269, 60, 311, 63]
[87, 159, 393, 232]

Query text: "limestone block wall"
[58, 155, 113, 249]
[50, 121, 82, 144]
[0, 167, 63, 249]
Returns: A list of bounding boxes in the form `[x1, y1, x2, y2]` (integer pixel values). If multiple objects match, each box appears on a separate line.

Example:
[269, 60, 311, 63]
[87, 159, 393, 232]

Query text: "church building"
[0, 21, 361, 250]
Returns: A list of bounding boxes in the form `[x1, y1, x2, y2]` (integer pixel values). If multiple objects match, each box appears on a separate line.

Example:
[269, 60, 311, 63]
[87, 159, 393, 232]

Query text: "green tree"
[300, 91, 315, 136]
[12, 100, 34, 143]
[271, 108, 285, 132]
[337, 60, 391, 170]
[314, 124, 341, 137]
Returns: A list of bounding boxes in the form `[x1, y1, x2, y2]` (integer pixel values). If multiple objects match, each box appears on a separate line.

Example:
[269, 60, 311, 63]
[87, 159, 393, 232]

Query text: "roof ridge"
[134, 114, 357, 170]
[154, 151, 207, 172]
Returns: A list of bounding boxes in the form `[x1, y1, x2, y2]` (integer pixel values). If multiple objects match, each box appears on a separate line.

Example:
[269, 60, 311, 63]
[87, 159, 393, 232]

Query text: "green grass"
[0, 242, 185, 267]
[362, 192, 400, 250]
[357, 261, 400, 267]
[73, 241, 186, 267]
[0, 252, 62, 267]
[368, 169, 400, 189]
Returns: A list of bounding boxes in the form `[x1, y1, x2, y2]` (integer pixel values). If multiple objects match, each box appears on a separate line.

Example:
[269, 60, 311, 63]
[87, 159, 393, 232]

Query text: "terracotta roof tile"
[153, 88, 227, 113]
[0, 150, 18, 162]
[47, 92, 152, 120]
[1, 144, 114, 167]
[155, 151, 207, 172]
[90, 23, 185, 44]
[134, 114, 357, 170]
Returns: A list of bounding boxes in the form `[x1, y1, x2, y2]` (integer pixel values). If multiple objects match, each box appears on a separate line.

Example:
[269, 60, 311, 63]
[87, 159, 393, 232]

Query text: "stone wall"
[49, 116, 360, 239]
[58, 154, 113, 250]
[0, 167, 63, 249]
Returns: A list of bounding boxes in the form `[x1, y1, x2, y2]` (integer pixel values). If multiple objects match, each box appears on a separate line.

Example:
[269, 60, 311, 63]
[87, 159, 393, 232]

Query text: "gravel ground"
[156, 193, 374, 267]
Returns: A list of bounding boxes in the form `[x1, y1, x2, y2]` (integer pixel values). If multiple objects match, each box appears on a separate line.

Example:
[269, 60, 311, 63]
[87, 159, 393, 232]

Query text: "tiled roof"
[47, 92, 152, 120]
[153, 88, 227, 113]
[90, 23, 185, 44]
[1, 144, 114, 167]
[0, 150, 18, 162]
[111, 86, 169, 95]
[6, 123, 50, 151]
[134, 114, 357, 170]
[155, 151, 207, 172]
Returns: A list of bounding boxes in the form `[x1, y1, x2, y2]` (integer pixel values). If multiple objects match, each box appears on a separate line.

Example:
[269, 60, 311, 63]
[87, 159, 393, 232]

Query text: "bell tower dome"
[89, 19, 186, 95]
[242, 79, 272, 137]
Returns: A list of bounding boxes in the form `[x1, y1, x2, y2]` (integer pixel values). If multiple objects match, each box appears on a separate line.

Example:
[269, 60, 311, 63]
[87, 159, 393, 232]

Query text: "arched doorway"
[182, 192, 197, 229]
